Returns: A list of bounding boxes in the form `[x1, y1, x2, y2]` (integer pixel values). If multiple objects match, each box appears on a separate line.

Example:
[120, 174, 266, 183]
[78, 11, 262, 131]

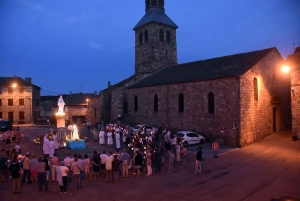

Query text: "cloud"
[88, 42, 103, 50]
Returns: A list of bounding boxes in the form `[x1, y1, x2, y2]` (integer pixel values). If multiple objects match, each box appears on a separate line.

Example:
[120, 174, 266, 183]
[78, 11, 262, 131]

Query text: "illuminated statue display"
[71, 125, 79, 140]
[57, 95, 65, 113]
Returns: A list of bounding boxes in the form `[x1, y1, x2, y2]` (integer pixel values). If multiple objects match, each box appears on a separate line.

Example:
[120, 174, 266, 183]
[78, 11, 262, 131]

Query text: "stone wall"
[291, 69, 300, 138]
[239, 50, 291, 146]
[126, 78, 239, 146]
[135, 22, 177, 73]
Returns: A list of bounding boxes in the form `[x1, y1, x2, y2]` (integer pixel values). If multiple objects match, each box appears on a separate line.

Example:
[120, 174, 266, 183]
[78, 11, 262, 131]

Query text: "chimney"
[108, 81, 111, 88]
[25, 77, 32, 84]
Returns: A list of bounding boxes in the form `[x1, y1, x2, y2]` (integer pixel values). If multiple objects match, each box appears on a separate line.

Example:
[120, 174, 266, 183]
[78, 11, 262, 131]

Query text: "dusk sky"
[1, 0, 299, 96]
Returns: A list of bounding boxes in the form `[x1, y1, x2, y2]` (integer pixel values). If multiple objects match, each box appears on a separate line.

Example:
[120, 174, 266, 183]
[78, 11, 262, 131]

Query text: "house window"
[0, 112, 2, 119]
[166, 30, 171, 42]
[8, 112, 13, 121]
[159, 29, 164, 41]
[144, 30, 148, 42]
[8, 99, 13, 106]
[208, 92, 215, 114]
[179, 93, 184, 112]
[19, 87, 24, 93]
[154, 94, 158, 112]
[8, 87, 13, 93]
[139, 32, 143, 44]
[19, 99, 24, 106]
[254, 78, 258, 101]
[134, 96, 138, 112]
[123, 102, 128, 114]
[0, 99, 2, 106]
[0, 87, 2, 94]
[19, 111, 24, 120]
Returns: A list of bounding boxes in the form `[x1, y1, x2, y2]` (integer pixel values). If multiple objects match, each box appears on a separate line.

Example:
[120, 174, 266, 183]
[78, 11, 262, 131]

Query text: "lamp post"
[86, 99, 89, 120]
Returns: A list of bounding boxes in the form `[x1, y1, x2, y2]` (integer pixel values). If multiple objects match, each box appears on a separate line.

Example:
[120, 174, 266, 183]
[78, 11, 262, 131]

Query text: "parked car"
[0, 120, 13, 132]
[132, 124, 157, 135]
[176, 131, 205, 147]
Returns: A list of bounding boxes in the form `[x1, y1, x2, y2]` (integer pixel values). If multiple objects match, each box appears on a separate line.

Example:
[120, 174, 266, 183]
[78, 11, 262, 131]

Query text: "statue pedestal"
[56, 113, 66, 128]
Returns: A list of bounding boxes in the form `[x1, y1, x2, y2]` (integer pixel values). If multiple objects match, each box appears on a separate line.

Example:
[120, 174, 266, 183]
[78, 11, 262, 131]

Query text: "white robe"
[49, 141, 55, 157]
[107, 132, 113, 145]
[99, 131, 105, 144]
[43, 138, 50, 154]
[116, 133, 120, 149]
[122, 131, 127, 142]
[52, 135, 59, 149]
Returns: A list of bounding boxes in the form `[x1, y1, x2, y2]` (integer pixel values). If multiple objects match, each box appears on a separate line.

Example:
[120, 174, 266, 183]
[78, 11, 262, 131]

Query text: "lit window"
[254, 78, 258, 101]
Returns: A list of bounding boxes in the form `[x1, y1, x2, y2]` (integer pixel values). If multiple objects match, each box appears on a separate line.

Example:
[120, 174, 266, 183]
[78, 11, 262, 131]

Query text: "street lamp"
[281, 65, 290, 73]
[12, 83, 17, 88]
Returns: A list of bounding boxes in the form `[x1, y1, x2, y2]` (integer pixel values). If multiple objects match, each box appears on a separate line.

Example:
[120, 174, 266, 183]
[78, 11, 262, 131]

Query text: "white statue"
[57, 95, 65, 113]
[71, 125, 79, 140]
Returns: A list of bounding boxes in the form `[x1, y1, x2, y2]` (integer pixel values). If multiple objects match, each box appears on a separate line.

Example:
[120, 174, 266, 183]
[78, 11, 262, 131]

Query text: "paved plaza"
[1, 126, 300, 201]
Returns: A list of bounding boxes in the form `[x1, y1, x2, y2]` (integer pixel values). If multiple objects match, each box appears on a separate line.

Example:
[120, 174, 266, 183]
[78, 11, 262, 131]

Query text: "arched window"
[166, 30, 171, 42]
[135, 96, 138, 111]
[179, 93, 184, 112]
[159, 29, 164, 42]
[154, 94, 158, 112]
[144, 30, 148, 43]
[139, 32, 143, 44]
[208, 92, 214, 114]
[152, 0, 157, 6]
[253, 78, 258, 101]
[159, 0, 164, 7]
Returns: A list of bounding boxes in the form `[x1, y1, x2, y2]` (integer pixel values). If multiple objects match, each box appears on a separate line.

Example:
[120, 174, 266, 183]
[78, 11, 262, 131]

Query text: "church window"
[208, 92, 214, 114]
[166, 30, 171, 42]
[154, 94, 158, 112]
[144, 30, 148, 42]
[134, 96, 138, 111]
[179, 93, 184, 112]
[254, 78, 258, 101]
[139, 32, 143, 44]
[152, 0, 157, 6]
[159, 29, 164, 42]
[146, 0, 150, 9]
[159, 0, 164, 7]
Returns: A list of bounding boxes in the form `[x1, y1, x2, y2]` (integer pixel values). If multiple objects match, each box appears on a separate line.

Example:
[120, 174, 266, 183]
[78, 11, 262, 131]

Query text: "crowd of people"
[0, 124, 203, 195]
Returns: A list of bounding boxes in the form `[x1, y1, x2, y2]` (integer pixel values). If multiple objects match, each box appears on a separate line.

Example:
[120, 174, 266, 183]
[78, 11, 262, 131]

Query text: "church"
[88, 0, 291, 147]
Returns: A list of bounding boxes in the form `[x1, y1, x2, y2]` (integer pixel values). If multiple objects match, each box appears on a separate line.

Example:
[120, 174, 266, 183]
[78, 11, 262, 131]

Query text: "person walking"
[112, 155, 120, 183]
[9, 158, 22, 194]
[168, 150, 175, 174]
[37, 157, 50, 192]
[71, 157, 82, 191]
[194, 146, 203, 175]
[120, 149, 130, 178]
[115, 132, 121, 150]
[50, 153, 60, 182]
[42, 155, 50, 181]
[30, 154, 38, 186]
[107, 131, 113, 147]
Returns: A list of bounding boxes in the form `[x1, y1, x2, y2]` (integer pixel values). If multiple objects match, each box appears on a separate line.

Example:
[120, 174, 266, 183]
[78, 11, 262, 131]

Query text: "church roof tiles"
[128, 47, 278, 88]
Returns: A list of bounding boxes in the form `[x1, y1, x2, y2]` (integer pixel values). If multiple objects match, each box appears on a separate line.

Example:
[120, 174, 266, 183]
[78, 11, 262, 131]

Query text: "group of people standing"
[42, 133, 59, 158]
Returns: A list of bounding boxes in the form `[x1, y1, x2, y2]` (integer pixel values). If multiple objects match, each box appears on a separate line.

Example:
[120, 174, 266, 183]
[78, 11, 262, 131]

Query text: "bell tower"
[133, 0, 178, 74]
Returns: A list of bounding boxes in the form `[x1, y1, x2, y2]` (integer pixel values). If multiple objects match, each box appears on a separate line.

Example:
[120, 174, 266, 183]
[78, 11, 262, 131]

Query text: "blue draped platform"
[66, 139, 86, 149]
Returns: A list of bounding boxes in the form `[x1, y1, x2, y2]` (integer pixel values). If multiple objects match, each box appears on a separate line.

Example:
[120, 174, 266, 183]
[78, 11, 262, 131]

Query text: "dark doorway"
[273, 107, 276, 132]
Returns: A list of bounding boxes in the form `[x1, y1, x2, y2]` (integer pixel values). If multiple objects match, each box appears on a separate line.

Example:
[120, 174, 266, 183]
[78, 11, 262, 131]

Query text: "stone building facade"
[88, 0, 291, 146]
[0, 77, 41, 124]
[288, 47, 300, 139]
[126, 48, 290, 147]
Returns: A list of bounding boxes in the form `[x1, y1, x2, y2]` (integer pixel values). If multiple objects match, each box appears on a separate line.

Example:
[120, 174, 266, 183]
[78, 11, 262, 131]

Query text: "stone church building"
[88, 0, 291, 147]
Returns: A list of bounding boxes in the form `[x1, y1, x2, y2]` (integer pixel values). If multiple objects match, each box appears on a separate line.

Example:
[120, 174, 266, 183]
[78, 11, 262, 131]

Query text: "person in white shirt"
[52, 134, 58, 149]
[105, 152, 114, 183]
[99, 130, 105, 145]
[115, 132, 120, 150]
[43, 135, 50, 156]
[15, 142, 21, 153]
[100, 151, 108, 170]
[107, 131, 113, 147]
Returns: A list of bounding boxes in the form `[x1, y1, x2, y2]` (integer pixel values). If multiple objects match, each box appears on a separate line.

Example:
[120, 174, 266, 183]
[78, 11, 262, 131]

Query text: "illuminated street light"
[281, 65, 290, 73]
[12, 83, 17, 88]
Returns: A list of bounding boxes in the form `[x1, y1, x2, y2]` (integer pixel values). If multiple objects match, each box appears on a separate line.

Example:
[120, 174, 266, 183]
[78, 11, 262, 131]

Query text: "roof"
[133, 8, 178, 30]
[128, 47, 278, 89]
[0, 77, 41, 89]
[41, 93, 95, 105]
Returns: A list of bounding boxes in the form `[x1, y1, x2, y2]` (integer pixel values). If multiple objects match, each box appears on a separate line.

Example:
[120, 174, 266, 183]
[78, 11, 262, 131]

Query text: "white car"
[176, 131, 205, 147]
[132, 124, 157, 135]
